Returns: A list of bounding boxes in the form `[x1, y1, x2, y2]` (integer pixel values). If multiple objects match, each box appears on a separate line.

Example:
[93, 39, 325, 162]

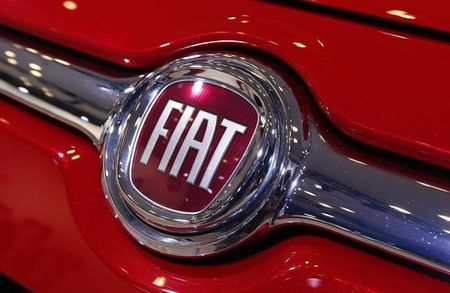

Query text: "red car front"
[0, 1, 449, 292]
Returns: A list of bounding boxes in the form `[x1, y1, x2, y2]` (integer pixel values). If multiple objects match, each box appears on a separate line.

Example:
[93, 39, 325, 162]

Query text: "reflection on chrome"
[438, 215, 450, 222]
[321, 213, 334, 219]
[42, 54, 53, 61]
[30, 69, 42, 77]
[17, 86, 29, 94]
[303, 190, 316, 197]
[25, 47, 38, 54]
[318, 202, 332, 209]
[340, 207, 355, 214]
[4, 50, 15, 58]
[348, 157, 368, 166]
[54, 58, 70, 66]
[0, 37, 138, 143]
[6, 58, 17, 65]
[389, 205, 411, 215]
[417, 181, 449, 193]
[28, 63, 41, 70]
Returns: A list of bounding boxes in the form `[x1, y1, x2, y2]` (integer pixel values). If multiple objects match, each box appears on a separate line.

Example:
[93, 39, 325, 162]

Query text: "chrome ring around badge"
[101, 53, 305, 257]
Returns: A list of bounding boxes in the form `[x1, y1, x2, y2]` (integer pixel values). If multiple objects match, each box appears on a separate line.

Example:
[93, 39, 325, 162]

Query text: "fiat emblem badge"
[102, 53, 301, 257]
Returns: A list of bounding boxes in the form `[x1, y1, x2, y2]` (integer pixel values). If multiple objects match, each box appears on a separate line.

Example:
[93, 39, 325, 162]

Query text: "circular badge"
[102, 53, 300, 257]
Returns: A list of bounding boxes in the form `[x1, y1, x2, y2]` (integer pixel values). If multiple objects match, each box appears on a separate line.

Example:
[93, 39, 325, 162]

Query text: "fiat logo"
[132, 81, 258, 213]
[102, 53, 294, 257]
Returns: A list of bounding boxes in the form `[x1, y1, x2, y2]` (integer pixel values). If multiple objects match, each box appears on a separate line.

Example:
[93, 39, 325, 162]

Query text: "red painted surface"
[300, 0, 450, 32]
[1, 1, 449, 171]
[1, 98, 448, 292]
[132, 81, 258, 212]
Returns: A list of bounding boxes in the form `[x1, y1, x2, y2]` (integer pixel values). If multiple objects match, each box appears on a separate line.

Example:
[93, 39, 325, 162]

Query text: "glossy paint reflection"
[298, 0, 450, 32]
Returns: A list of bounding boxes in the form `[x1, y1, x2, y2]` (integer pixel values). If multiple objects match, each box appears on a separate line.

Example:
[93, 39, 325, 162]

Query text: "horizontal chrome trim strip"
[0, 36, 448, 273]
[0, 37, 138, 144]
[276, 117, 450, 273]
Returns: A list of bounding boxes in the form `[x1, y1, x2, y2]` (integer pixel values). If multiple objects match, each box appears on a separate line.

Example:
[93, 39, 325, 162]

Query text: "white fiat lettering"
[139, 99, 247, 190]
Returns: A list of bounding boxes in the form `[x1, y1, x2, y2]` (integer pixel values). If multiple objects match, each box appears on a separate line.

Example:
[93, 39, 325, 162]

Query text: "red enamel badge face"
[131, 81, 258, 213]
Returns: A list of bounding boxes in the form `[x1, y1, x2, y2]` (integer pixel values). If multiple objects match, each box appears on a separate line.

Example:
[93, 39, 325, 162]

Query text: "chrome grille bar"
[0, 38, 138, 144]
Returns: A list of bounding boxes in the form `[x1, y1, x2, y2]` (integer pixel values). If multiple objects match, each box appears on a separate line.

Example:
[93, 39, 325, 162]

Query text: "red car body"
[0, 1, 449, 292]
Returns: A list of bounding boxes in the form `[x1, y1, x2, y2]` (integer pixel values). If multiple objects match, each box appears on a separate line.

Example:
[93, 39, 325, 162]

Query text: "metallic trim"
[1, 37, 449, 273]
[276, 118, 450, 273]
[0, 38, 138, 144]
[103, 54, 299, 251]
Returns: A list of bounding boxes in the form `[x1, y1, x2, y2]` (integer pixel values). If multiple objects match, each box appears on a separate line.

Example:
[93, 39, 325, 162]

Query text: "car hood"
[1, 0, 449, 169]
[299, 0, 450, 33]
